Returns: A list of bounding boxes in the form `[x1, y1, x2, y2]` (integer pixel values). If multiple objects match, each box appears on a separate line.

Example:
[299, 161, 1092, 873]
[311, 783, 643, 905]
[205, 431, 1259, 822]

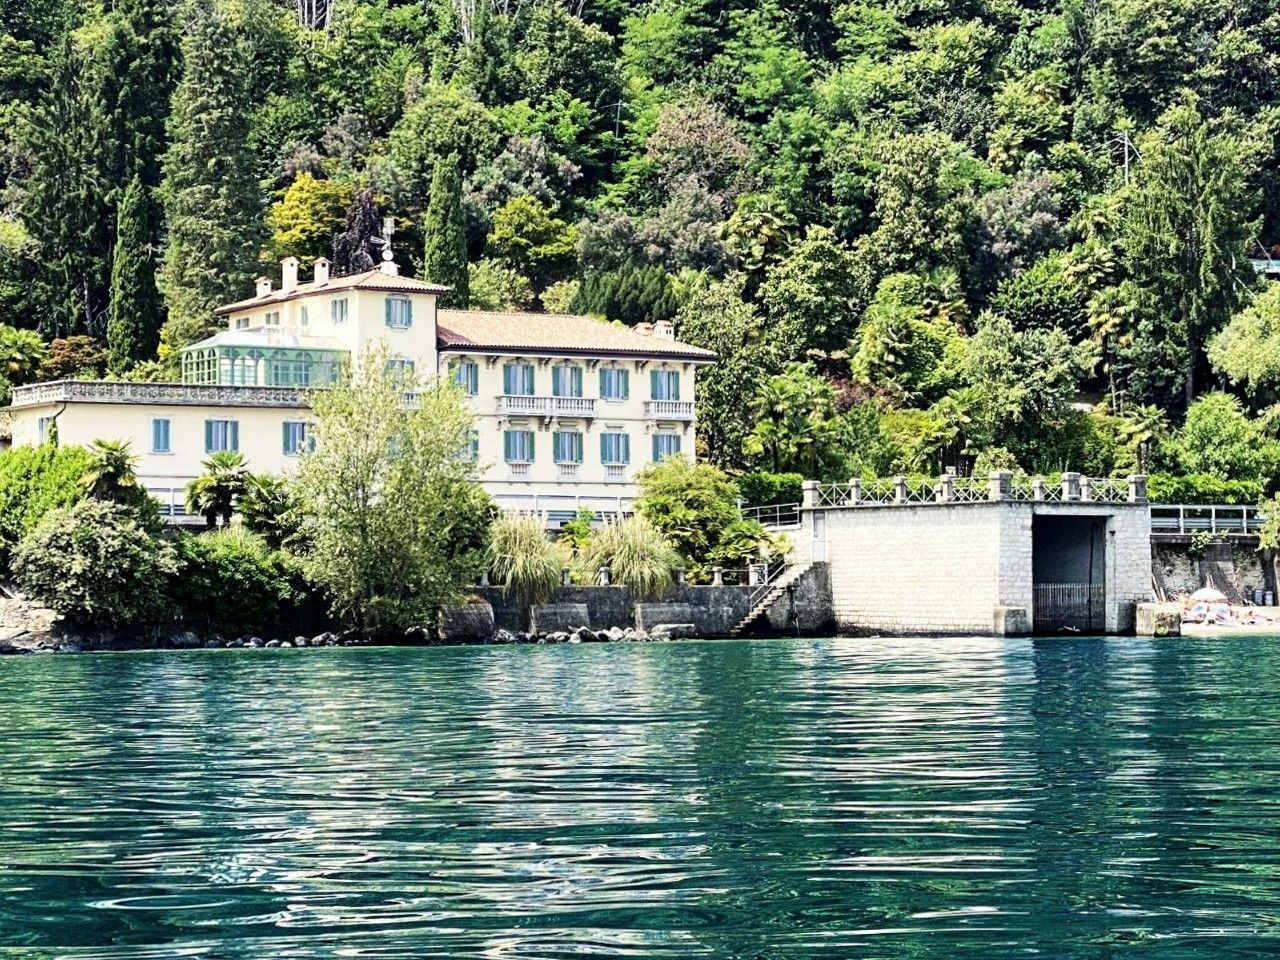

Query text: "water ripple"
[1, 637, 1279, 957]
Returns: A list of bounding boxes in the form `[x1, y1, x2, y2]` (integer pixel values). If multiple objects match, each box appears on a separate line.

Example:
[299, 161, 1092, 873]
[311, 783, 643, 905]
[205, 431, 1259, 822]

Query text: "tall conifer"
[108, 174, 164, 371]
[424, 156, 469, 307]
[159, 3, 262, 351]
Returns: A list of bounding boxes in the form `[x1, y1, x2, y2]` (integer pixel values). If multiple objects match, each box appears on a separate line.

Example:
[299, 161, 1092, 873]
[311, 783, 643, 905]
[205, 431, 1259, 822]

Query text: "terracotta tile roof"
[436, 310, 717, 361]
[215, 269, 451, 315]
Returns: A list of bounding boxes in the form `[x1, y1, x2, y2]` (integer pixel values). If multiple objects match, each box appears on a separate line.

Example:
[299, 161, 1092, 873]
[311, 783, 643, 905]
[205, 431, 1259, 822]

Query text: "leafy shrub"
[0, 444, 92, 567]
[738, 471, 804, 507]
[577, 516, 681, 599]
[635, 456, 741, 566]
[238, 473, 296, 549]
[1147, 473, 1264, 505]
[488, 513, 564, 606]
[171, 527, 303, 635]
[707, 518, 788, 569]
[12, 500, 177, 627]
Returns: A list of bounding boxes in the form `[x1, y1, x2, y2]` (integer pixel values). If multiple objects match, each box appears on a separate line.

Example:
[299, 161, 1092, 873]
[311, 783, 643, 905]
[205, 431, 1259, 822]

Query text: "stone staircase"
[730, 563, 812, 637]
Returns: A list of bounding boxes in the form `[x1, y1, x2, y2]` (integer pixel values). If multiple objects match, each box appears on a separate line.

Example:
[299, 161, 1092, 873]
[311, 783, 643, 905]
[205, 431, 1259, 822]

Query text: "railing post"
[1210, 506, 1217, 535]
[675, 569, 686, 585]
[598, 566, 611, 586]
[1244, 507, 1251, 535]
[801, 480, 820, 510]
[1179, 505, 1185, 535]
[561, 566, 572, 587]
[988, 470, 1012, 501]
[1127, 474, 1147, 504]
[936, 475, 953, 503]
[894, 475, 908, 503]
[1061, 472, 1081, 501]
[1033, 477, 1046, 501]
[1080, 476, 1093, 502]
[848, 478, 862, 505]
[711, 567, 724, 586]
[748, 563, 763, 586]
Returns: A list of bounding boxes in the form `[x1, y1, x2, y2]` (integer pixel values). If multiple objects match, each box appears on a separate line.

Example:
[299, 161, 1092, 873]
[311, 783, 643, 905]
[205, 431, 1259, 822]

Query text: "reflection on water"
[1, 637, 1279, 958]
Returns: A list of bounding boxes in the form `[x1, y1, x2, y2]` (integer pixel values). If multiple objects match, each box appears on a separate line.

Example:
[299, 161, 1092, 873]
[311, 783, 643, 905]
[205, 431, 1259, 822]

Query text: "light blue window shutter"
[204, 420, 214, 452]
[571, 367, 582, 397]
[405, 300, 413, 327]
[524, 365, 534, 394]
[620, 370, 629, 399]
[668, 372, 680, 401]
[229, 421, 239, 451]
[385, 297, 393, 326]
[650, 369, 661, 399]
[600, 432, 609, 462]
[282, 422, 291, 454]
[599, 369, 609, 398]
[503, 431, 512, 461]
[503, 364, 513, 394]
[552, 367, 563, 397]
[652, 434, 661, 462]
[621, 433, 630, 463]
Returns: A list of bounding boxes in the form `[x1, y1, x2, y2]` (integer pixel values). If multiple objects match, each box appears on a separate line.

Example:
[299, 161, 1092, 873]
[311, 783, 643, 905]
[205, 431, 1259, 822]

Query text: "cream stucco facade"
[7, 257, 714, 520]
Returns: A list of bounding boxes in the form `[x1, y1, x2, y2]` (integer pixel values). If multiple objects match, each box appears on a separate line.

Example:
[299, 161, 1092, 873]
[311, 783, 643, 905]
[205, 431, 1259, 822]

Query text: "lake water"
[1, 637, 1279, 958]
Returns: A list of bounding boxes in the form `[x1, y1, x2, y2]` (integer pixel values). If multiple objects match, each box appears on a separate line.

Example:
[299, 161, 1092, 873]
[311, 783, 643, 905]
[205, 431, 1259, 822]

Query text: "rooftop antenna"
[378, 216, 399, 275]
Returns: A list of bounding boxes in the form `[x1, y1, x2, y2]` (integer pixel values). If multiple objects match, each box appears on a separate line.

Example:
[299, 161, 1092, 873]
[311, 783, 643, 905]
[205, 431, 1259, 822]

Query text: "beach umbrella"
[1189, 587, 1228, 602]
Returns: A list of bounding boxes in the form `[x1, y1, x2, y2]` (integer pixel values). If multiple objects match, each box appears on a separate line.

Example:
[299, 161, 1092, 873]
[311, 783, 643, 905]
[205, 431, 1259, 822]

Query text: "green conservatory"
[180, 332, 347, 388]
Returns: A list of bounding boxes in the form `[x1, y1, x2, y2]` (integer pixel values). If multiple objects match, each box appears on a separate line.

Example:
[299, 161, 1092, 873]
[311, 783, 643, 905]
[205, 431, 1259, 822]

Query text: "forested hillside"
[3, 0, 1280, 494]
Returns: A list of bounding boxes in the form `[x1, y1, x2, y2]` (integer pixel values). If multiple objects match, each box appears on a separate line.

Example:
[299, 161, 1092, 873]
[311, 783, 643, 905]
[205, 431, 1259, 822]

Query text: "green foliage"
[485, 195, 577, 290]
[0, 443, 92, 567]
[557, 507, 596, 554]
[745, 362, 844, 476]
[851, 273, 963, 405]
[759, 225, 870, 359]
[237, 473, 295, 550]
[291, 351, 488, 633]
[41, 336, 108, 380]
[159, 4, 262, 351]
[185, 451, 250, 530]
[12, 499, 176, 627]
[488, 513, 563, 607]
[108, 174, 164, 372]
[1209, 283, 1280, 407]
[635, 456, 747, 575]
[738, 471, 805, 507]
[171, 527, 301, 636]
[1157, 392, 1280, 485]
[1147, 473, 1265, 506]
[571, 262, 678, 324]
[577, 516, 680, 599]
[265, 173, 354, 264]
[0, 324, 46, 384]
[424, 157, 469, 307]
[467, 258, 535, 311]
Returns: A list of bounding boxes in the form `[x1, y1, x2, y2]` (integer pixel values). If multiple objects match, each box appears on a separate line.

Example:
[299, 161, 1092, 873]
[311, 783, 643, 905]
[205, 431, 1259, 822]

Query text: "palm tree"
[81, 439, 142, 503]
[237, 473, 295, 548]
[0, 325, 48, 385]
[1119, 404, 1167, 474]
[185, 452, 250, 529]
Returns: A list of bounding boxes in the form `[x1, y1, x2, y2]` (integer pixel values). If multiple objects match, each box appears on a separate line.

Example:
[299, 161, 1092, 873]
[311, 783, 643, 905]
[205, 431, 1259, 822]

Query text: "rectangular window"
[385, 357, 415, 380]
[205, 419, 239, 453]
[37, 416, 55, 443]
[600, 431, 630, 465]
[652, 433, 681, 463]
[151, 418, 172, 454]
[600, 367, 629, 400]
[331, 298, 348, 324]
[265, 311, 281, 326]
[282, 421, 311, 456]
[451, 360, 479, 395]
[385, 296, 412, 328]
[650, 369, 680, 401]
[552, 365, 583, 398]
[502, 363, 535, 396]
[235, 317, 250, 330]
[553, 430, 584, 464]
[503, 429, 535, 463]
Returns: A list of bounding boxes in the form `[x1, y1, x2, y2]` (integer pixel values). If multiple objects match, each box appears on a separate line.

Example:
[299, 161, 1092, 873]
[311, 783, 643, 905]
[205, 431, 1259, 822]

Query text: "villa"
[6, 252, 716, 520]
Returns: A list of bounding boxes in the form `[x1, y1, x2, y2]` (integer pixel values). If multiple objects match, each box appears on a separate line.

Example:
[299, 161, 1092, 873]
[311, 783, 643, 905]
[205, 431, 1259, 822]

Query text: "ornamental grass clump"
[488, 513, 562, 606]
[578, 516, 681, 600]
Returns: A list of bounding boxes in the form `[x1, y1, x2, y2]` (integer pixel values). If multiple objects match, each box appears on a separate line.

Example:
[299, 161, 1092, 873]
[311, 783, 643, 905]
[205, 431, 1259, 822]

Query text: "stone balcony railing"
[497, 395, 597, 418]
[802, 472, 1149, 509]
[10, 380, 308, 409]
[644, 400, 695, 421]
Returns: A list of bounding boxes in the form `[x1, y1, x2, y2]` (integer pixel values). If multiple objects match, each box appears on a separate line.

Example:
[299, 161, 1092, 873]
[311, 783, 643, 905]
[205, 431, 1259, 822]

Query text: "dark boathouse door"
[1032, 516, 1107, 633]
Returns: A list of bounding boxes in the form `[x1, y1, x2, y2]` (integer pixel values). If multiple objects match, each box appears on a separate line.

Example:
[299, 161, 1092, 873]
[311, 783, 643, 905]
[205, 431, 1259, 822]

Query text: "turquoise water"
[1, 637, 1279, 958]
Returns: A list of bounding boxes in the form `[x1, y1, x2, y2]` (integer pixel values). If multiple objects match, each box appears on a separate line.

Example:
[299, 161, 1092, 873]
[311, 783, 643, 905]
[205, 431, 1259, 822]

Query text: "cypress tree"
[108, 174, 164, 372]
[423, 156, 470, 308]
[100, 0, 177, 192]
[159, 4, 262, 351]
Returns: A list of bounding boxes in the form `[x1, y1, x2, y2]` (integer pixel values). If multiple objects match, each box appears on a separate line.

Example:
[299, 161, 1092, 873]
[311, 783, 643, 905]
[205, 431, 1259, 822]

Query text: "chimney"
[280, 257, 299, 291]
[255, 276, 272, 297]
[313, 257, 331, 285]
[652, 320, 675, 340]
[634, 321, 653, 337]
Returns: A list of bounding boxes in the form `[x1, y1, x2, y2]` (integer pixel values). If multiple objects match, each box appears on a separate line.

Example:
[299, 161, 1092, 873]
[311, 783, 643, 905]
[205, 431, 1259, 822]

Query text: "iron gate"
[1034, 582, 1106, 633]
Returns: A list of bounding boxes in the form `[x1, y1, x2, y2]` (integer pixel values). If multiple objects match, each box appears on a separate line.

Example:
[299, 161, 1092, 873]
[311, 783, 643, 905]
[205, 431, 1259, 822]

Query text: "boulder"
[265, 639, 280, 648]
[574, 626, 595, 644]
[168, 631, 202, 649]
[650, 623, 695, 641]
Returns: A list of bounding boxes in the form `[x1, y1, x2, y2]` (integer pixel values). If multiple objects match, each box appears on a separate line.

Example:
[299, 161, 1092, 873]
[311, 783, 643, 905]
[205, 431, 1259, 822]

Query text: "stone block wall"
[1153, 539, 1271, 602]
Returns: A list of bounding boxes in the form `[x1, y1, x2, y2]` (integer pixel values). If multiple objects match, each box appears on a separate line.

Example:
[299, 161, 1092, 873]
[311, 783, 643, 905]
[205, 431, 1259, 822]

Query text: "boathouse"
[784, 472, 1152, 636]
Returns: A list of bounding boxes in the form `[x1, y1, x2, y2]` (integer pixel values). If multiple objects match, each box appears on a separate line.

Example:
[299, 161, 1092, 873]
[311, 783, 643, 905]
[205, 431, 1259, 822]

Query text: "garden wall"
[1152, 539, 1272, 603]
